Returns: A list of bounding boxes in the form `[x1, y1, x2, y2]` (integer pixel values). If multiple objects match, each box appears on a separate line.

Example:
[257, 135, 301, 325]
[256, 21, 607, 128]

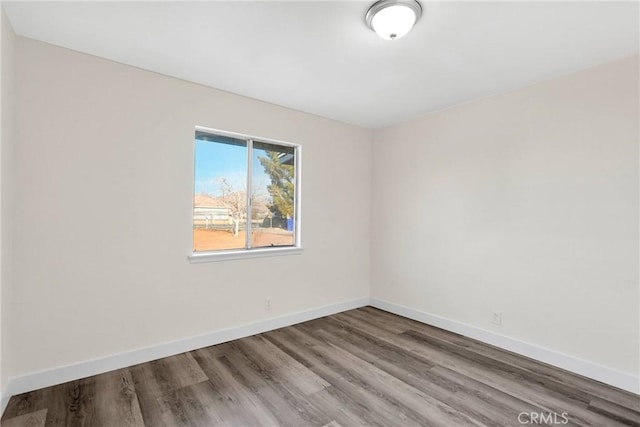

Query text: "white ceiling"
[4, 1, 639, 129]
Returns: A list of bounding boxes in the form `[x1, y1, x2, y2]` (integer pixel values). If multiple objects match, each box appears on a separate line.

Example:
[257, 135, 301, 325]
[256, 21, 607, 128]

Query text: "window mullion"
[246, 139, 253, 249]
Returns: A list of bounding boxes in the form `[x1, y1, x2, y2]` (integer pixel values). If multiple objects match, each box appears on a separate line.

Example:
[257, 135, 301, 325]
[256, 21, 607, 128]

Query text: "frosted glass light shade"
[366, 0, 422, 40]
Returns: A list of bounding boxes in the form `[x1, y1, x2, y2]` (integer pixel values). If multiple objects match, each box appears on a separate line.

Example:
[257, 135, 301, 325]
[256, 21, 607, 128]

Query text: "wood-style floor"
[2, 307, 639, 426]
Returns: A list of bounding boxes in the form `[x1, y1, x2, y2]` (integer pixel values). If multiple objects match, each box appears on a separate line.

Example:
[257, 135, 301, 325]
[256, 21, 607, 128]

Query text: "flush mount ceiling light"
[366, 0, 422, 40]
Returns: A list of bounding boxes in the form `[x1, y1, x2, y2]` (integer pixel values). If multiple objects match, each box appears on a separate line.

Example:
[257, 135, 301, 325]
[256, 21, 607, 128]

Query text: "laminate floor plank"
[291, 324, 485, 426]
[130, 353, 208, 394]
[124, 379, 180, 427]
[587, 398, 640, 426]
[0, 409, 47, 427]
[308, 317, 539, 427]
[92, 369, 145, 427]
[403, 332, 631, 427]
[335, 312, 598, 425]
[240, 335, 331, 395]
[361, 307, 640, 412]
[403, 329, 595, 405]
[192, 346, 281, 426]
[263, 328, 422, 427]
[43, 378, 96, 427]
[336, 309, 409, 334]
[330, 312, 631, 427]
[289, 325, 484, 427]
[217, 343, 332, 427]
[262, 330, 390, 427]
[147, 384, 204, 427]
[3, 389, 52, 421]
[304, 388, 370, 427]
[158, 379, 266, 427]
[129, 352, 208, 427]
[3, 307, 638, 426]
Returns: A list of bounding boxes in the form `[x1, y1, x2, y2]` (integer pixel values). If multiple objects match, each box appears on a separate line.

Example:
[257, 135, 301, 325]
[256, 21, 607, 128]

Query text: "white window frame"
[189, 126, 302, 263]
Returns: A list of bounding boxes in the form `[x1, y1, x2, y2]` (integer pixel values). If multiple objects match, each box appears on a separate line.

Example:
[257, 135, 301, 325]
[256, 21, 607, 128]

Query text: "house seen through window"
[193, 129, 299, 253]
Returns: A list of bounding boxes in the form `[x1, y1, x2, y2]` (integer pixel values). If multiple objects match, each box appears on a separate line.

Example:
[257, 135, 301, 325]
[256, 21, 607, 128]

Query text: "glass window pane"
[251, 141, 296, 248]
[193, 132, 247, 252]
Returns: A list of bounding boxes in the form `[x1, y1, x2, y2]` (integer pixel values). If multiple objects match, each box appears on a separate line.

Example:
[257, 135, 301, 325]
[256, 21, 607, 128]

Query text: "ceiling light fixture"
[366, 0, 422, 41]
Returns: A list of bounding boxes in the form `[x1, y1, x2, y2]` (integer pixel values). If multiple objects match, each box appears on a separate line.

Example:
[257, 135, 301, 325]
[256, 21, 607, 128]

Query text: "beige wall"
[0, 7, 16, 396]
[372, 56, 639, 376]
[4, 31, 638, 392]
[12, 37, 372, 376]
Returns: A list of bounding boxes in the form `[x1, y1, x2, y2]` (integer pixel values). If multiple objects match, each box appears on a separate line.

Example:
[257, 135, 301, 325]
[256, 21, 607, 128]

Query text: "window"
[190, 127, 301, 262]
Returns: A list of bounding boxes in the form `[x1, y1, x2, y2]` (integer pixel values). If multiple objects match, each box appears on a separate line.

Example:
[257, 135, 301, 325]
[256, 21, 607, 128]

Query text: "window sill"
[188, 247, 303, 263]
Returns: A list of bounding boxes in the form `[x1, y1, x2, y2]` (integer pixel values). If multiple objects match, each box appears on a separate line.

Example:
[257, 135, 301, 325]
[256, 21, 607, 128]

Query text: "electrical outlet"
[492, 312, 502, 326]
[265, 298, 272, 311]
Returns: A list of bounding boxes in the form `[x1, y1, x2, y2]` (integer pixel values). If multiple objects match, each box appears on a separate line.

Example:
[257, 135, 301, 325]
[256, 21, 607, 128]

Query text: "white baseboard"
[370, 298, 639, 395]
[3, 295, 636, 416]
[2, 297, 370, 410]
